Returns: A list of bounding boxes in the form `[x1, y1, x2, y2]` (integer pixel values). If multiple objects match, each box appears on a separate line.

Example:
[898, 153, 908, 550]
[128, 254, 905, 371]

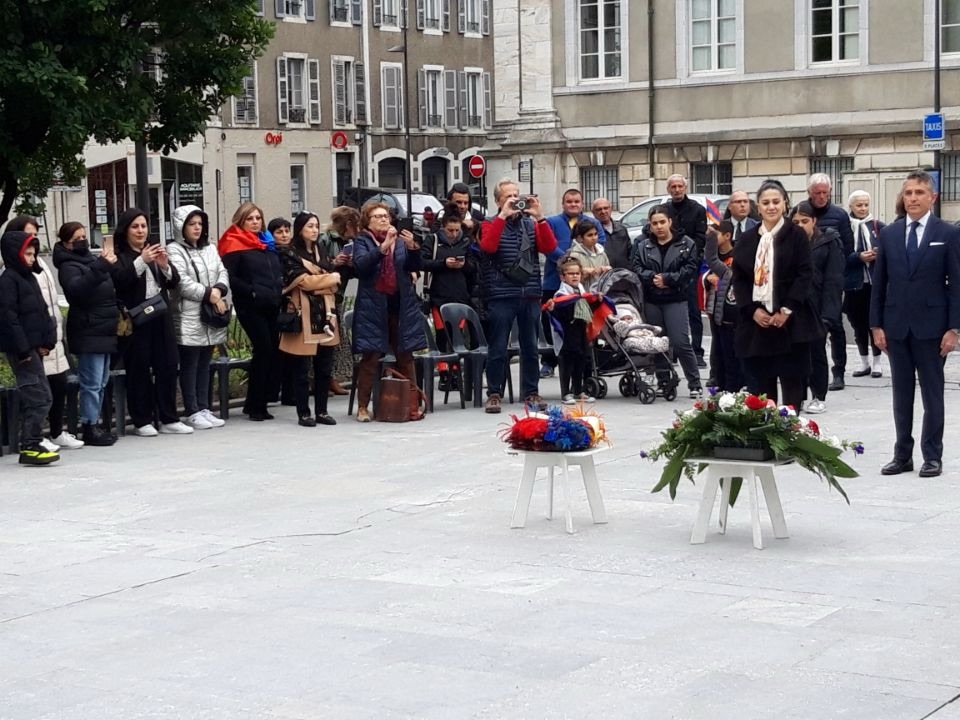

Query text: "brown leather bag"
[375, 368, 427, 422]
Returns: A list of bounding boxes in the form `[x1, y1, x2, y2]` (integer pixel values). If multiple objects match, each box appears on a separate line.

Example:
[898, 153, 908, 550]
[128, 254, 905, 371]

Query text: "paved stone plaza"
[2, 359, 960, 719]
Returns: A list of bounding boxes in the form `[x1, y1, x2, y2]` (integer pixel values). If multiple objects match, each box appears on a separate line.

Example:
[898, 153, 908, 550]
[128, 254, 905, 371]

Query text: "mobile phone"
[397, 217, 415, 233]
[341, 242, 354, 257]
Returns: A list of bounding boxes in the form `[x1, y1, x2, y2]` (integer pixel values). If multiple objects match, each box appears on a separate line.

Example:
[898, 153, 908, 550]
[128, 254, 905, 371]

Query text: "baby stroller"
[587, 269, 681, 404]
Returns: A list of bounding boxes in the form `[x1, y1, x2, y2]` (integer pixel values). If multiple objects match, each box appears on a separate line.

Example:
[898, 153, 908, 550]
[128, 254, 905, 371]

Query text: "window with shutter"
[373, 0, 382, 25]
[308, 59, 321, 124]
[275, 0, 285, 17]
[464, 71, 481, 128]
[480, 0, 489, 35]
[461, 0, 480, 33]
[382, 64, 403, 130]
[417, 69, 427, 128]
[354, 63, 367, 123]
[416, 0, 425, 29]
[482, 71, 491, 128]
[443, 70, 457, 128]
[330, 0, 348, 23]
[276, 56, 289, 123]
[423, 68, 443, 128]
[380, 0, 397, 26]
[256, 0, 264, 15]
[457, 0, 465, 33]
[458, 70, 467, 128]
[333, 59, 347, 125]
[441, 0, 450, 31]
[233, 66, 258, 125]
[350, 0, 362, 23]
[400, 0, 408, 27]
[305, 0, 315, 19]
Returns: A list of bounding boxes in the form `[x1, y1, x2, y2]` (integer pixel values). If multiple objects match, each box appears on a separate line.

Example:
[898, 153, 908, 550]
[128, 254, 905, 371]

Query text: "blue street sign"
[924, 113, 945, 141]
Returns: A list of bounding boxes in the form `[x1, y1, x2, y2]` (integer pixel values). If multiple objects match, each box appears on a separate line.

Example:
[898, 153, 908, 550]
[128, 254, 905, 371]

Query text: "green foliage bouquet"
[642, 389, 861, 504]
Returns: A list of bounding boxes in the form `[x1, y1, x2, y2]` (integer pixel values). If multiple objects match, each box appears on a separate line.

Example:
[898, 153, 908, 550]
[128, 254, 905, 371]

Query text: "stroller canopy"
[594, 268, 644, 311]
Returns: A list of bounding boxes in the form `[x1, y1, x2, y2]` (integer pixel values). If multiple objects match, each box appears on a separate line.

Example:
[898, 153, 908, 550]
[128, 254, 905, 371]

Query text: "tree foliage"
[0, 0, 274, 219]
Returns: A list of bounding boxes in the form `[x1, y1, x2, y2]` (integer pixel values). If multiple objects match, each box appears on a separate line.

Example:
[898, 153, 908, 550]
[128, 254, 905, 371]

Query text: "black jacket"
[0, 231, 56, 358]
[731, 222, 823, 358]
[602, 220, 633, 270]
[421, 230, 476, 306]
[811, 202, 854, 259]
[665, 196, 708, 253]
[809, 228, 844, 324]
[53, 243, 119, 355]
[221, 247, 283, 313]
[633, 232, 698, 305]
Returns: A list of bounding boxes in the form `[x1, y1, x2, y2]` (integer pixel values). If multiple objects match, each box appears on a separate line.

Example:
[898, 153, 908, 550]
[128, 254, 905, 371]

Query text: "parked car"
[340, 187, 443, 225]
[620, 194, 730, 241]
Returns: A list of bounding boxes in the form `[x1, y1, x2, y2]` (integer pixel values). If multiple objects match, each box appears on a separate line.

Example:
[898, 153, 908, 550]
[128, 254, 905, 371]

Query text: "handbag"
[375, 368, 427, 422]
[116, 305, 133, 337]
[127, 294, 167, 327]
[200, 301, 231, 329]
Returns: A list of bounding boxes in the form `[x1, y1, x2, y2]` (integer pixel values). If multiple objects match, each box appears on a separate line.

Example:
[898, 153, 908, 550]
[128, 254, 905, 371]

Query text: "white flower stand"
[685, 457, 793, 550]
[507, 447, 608, 534]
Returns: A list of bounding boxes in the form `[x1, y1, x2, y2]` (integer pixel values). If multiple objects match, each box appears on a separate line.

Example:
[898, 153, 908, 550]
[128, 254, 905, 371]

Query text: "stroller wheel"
[638, 386, 657, 405]
[619, 373, 636, 397]
[584, 376, 602, 399]
[663, 386, 678, 402]
[596, 378, 608, 399]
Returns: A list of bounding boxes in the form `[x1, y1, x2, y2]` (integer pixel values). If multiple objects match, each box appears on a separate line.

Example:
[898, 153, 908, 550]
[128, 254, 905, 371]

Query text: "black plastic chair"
[0, 386, 18, 455]
[415, 314, 465, 412]
[344, 309, 396, 416]
[438, 303, 489, 408]
[210, 345, 252, 420]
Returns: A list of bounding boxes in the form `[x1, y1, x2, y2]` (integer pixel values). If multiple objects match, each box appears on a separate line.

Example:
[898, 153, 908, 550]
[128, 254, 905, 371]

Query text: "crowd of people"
[0, 170, 955, 476]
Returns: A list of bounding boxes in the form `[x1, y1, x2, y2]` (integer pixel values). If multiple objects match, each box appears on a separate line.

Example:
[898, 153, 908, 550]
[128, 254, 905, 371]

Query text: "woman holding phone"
[108, 209, 191, 436]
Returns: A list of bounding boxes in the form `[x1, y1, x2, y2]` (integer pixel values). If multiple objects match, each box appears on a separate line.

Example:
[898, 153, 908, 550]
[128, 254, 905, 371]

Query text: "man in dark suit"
[725, 189, 759, 240]
[870, 169, 960, 477]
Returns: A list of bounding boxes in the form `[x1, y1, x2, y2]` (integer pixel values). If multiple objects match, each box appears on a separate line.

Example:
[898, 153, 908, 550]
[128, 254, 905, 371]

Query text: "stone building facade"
[484, 0, 960, 220]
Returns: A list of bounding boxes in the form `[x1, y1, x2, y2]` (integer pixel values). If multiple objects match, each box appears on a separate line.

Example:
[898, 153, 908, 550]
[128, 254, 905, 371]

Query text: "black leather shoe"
[881, 458, 914, 475]
[919, 460, 943, 477]
[828, 376, 845, 391]
[851, 368, 871, 377]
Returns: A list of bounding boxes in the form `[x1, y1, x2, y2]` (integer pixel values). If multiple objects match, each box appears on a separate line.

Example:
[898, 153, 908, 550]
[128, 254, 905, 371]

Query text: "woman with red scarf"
[351, 202, 426, 422]
[218, 202, 282, 421]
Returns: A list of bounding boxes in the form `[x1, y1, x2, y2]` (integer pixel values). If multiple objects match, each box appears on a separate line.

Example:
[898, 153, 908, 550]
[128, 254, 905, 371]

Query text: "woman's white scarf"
[850, 213, 876, 284]
[752, 217, 783, 313]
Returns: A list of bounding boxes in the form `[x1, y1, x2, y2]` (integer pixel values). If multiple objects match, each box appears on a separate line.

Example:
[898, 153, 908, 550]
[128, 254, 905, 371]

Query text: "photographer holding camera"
[478, 179, 557, 414]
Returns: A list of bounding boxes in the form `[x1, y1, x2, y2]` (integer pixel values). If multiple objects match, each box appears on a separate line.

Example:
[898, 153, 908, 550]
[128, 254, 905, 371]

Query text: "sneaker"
[525, 394, 548, 411]
[696, 356, 708, 368]
[356, 407, 372, 423]
[578, 393, 596, 403]
[186, 411, 214, 430]
[52, 431, 84, 450]
[40, 437, 60, 452]
[539, 363, 555, 378]
[82, 423, 116, 447]
[484, 394, 502, 414]
[159, 421, 194, 435]
[298, 416, 317, 427]
[562, 393, 576, 405]
[805, 399, 826, 414]
[19, 443, 60, 466]
[689, 386, 703, 399]
[200, 409, 225, 428]
[315, 413, 337, 426]
[134, 424, 159, 437]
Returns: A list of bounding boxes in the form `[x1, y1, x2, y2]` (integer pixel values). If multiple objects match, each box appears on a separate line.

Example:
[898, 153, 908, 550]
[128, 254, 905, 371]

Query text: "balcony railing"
[467, 115, 482, 128]
[332, 6, 348, 21]
[289, 106, 307, 123]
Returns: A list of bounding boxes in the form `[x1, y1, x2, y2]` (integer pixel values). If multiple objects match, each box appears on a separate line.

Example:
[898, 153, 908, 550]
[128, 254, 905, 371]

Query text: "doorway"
[335, 153, 354, 205]
[423, 156, 449, 199]
[378, 158, 406, 188]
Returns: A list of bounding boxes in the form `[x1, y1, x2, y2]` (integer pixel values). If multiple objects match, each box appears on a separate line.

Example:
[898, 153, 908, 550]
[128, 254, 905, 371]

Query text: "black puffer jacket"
[633, 232, 698, 305]
[220, 239, 282, 313]
[665, 196, 708, 254]
[53, 243, 118, 354]
[421, 229, 476, 306]
[808, 228, 844, 324]
[0, 231, 56, 358]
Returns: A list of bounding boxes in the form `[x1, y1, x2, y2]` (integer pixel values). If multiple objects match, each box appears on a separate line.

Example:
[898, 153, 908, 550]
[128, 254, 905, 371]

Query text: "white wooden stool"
[507, 447, 608, 534]
[685, 457, 792, 550]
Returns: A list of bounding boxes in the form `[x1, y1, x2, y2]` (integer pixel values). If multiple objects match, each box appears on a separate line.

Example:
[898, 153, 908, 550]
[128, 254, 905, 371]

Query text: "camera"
[510, 195, 535, 212]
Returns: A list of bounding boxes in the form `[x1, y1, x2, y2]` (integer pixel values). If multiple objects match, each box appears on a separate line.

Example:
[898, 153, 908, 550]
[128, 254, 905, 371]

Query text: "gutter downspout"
[647, 0, 655, 193]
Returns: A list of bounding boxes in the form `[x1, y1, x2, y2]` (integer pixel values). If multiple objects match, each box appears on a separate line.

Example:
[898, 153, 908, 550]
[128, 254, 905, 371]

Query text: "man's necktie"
[733, 221, 741, 243]
[906, 220, 920, 270]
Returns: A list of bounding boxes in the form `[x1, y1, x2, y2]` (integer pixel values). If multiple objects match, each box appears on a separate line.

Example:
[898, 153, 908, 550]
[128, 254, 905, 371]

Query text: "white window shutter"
[277, 56, 289, 123]
[482, 71, 491, 128]
[458, 70, 467, 128]
[383, 66, 398, 129]
[481, 0, 490, 35]
[457, 0, 465, 33]
[373, 0, 382, 25]
[397, 67, 405, 128]
[441, 0, 450, 31]
[333, 60, 347, 125]
[329, 0, 337, 23]
[417, 69, 427, 128]
[275, 0, 286, 17]
[354, 63, 367, 123]
[257, 0, 264, 15]
[444, 70, 457, 128]
[351, 0, 362, 24]
[305, 0, 316, 19]
[308, 59, 321, 123]
[416, 0, 425, 29]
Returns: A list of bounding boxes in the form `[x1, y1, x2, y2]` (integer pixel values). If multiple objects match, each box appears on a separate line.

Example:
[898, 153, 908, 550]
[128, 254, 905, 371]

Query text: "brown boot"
[329, 380, 349, 396]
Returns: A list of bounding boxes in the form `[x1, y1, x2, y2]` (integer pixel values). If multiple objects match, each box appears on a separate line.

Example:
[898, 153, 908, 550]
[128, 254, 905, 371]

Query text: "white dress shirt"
[905, 211, 931, 249]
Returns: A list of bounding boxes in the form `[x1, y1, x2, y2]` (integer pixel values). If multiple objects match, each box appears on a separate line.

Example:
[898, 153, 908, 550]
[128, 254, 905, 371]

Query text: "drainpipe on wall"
[647, 0, 656, 194]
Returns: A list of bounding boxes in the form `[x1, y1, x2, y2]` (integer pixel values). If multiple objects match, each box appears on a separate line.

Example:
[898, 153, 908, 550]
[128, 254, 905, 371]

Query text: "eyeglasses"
[369, 213, 391, 220]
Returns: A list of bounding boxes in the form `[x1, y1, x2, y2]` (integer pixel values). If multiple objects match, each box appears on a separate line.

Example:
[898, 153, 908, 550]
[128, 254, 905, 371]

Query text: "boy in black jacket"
[0, 230, 59, 464]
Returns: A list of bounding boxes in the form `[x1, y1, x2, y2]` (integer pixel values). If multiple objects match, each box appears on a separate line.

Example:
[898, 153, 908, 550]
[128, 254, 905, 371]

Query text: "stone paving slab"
[2, 360, 960, 718]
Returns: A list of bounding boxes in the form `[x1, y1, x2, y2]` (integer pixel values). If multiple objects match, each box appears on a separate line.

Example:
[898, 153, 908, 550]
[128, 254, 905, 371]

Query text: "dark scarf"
[372, 230, 397, 295]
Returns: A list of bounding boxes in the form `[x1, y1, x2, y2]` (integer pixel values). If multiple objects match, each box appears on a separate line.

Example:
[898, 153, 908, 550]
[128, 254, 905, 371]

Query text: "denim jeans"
[76, 353, 111, 425]
[485, 296, 541, 399]
[179, 345, 213, 415]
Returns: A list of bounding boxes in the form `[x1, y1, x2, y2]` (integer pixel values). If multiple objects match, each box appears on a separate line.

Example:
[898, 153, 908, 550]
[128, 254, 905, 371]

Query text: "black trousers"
[236, 305, 280, 416]
[808, 338, 829, 401]
[887, 333, 945, 462]
[844, 285, 881, 357]
[539, 290, 558, 368]
[558, 349, 588, 396]
[46, 370, 67, 437]
[826, 315, 847, 376]
[712, 322, 741, 392]
[123, 320, 179, 427]
[687, 283, 704, 359]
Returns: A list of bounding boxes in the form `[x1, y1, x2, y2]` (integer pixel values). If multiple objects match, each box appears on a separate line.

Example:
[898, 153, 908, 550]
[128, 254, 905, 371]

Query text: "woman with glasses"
[351, 202, 425, 422]
[52, 221, 120, 446]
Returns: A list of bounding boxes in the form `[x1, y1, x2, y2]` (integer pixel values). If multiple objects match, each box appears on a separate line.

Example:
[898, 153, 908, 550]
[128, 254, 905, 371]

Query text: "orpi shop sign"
[264, 131, 284, 146]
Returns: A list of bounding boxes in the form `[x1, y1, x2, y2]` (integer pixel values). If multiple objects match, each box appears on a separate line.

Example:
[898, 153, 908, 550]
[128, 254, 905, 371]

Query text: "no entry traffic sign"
[467, 154, 486, 178]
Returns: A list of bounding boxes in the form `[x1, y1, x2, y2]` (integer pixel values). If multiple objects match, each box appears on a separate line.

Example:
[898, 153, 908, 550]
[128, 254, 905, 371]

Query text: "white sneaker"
[52, 431, 84, 449]
[186, 411, 213, 430]
[562, 394, 576, 405]
[134, 424, 159, 437]
[159, 421, 194, 435]
[201, 409, 225, 428]
[578, 393, 596, 403]
[40, 437, 60, 452]
[805, 399, 826, 414]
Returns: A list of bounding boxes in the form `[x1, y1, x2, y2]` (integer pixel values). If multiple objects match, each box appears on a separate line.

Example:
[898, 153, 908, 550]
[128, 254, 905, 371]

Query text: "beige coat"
[34, 256, 71, 376]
